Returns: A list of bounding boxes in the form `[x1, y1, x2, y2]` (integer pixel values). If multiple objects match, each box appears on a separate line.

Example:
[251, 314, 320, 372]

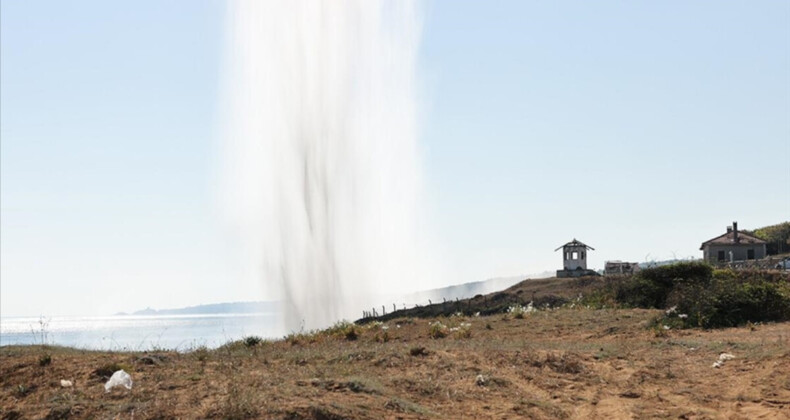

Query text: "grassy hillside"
[358, 276, 602, 323]
[748, 221, 790, 255]
[364, 264, 790, 329]
[3, 270, 790, 419]
[3, 308, 789, 419]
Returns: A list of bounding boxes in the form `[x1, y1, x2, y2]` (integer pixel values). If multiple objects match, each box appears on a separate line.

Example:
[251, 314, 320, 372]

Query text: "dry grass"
[1, 308, 789, 419]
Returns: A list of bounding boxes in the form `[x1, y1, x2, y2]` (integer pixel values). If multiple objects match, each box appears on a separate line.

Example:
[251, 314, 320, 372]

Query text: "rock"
[620, 391, 641, 398]
[475, 374, 487, 386]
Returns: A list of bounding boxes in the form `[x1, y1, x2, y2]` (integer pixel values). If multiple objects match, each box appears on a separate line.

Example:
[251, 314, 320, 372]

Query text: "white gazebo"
[555, 239, 596, 277]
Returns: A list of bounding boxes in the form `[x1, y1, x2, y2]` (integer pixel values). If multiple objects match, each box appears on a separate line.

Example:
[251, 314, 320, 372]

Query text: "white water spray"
[222, 1, 427, 331]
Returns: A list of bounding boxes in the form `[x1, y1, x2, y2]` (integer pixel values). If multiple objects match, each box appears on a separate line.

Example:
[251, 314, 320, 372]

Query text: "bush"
[625, 264, 790, 329]
[677, 276, 790, 328]
[427, 321, 447, 339]
[325, 321, 361, 341]
[243, 336, 264, 347]
[192, 345, 210, 362]
[639, 261, 713, 288]
[506, 303, 534, 319]
[615, 276, 667, 308]
[712, 281, 789, 326]
[375, 330, 390, 343]
[616, 262, 713, 309]
[38, 353, 52, 367]
[593, 263, 790, 329]
[453, 323, 472, 339]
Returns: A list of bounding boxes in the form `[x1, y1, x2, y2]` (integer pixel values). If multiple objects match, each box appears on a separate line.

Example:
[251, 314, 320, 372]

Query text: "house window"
[572, 251, 578, 259]
[717, 251, 725, 261]
[747, 249, 755, 260]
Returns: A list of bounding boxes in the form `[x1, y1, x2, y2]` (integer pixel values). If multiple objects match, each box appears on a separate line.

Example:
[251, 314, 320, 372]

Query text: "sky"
[2, 1, 789, 317]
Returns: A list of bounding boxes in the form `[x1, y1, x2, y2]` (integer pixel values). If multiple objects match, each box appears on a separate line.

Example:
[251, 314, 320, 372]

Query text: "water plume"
[221, 1, 426, 331]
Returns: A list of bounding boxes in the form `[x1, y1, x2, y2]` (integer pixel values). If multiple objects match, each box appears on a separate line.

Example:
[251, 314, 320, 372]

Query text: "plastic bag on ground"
[104, 369, 133, 392]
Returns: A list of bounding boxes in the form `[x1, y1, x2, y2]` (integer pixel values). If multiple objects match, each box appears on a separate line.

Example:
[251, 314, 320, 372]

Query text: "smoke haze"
[221, 1, 429, 331]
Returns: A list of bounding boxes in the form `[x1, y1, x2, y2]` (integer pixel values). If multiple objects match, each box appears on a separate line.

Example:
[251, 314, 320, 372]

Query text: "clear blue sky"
[2, 1, 788, 317]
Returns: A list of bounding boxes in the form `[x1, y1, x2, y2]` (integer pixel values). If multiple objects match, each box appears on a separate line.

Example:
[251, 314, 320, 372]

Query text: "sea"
[0, 313, 282, 351]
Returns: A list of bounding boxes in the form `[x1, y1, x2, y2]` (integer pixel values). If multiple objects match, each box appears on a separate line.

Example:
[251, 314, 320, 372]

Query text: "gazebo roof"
[554, 238, 594, 252]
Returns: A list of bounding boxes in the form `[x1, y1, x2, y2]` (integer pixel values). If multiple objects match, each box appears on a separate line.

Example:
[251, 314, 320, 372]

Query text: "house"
[555, 239, 598, 277]
[700, 221, 767, 264]
[604, 260, 641, 276]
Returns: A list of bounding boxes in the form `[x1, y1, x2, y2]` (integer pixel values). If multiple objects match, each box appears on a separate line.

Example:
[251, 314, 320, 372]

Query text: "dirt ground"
[2, 307, 789, 419]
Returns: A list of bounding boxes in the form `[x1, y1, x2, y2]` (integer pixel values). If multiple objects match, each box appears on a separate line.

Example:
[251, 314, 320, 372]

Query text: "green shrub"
[597, 263, 790, 329]
[325, 321, 361, 341]
[38, 353, 52, 367]
[615, 276, 667, 308]
[453, 323, 472, 339]
[375, 330, 390, 343]
[243, 336, 264, 347]
[617, 262, 713, 309]
[639, 261, 712, 288]
[193, 345, 210, 362]
[691, 278, 790, 328]
[427, 321, 447, 339]
[649, 266, 790, 328]
[612, 262, 710, 308]
[284, 331, 317, 346]
[506, 303, 534, 319]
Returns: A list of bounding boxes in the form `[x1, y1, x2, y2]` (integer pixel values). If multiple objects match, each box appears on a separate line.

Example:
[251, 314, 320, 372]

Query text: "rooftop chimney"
[727, 226, 732, 233]
[733, 221, 739, 243]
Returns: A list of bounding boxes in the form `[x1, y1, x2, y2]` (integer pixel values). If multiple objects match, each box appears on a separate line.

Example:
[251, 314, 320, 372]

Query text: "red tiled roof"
[699, 231, 766, 250]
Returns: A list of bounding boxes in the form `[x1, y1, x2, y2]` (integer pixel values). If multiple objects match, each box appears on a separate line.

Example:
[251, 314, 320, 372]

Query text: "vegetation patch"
[383, 398, 432, 415]
[749, 221, 790, 255]
[324, 321, 362, 341]
[242, 336, 264, 347]
[526, 351, 585, 374]
[409, 346, 429, 357]
[92, 362, 130, 380]
[427, 321, 447, 339]
[310, 378, 383, 395]
[585, 262, 790, 328]
[38, 353, 52, 367]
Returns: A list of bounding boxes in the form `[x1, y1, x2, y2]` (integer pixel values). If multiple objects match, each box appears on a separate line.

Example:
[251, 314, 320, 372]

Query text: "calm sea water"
[0, 313, 283, 351]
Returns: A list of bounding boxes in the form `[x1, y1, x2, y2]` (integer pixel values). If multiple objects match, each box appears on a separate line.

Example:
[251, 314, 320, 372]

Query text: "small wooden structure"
[555, 239, 598, 277]
[604, 260, 641, 276]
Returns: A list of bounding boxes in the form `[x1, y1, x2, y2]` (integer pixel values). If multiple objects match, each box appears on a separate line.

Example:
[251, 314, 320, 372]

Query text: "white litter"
[712, 353, 735, 368]
[60, 380, 73, 388]
[104, 369, 133, 392]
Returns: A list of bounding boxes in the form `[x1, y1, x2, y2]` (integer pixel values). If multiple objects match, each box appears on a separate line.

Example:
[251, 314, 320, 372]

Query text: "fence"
[713, 256, 789, 270]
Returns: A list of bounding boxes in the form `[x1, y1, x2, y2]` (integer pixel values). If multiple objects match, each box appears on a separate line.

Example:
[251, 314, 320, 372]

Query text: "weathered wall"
[563, 246, 587, 270]
[703, 244, 767, 263]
